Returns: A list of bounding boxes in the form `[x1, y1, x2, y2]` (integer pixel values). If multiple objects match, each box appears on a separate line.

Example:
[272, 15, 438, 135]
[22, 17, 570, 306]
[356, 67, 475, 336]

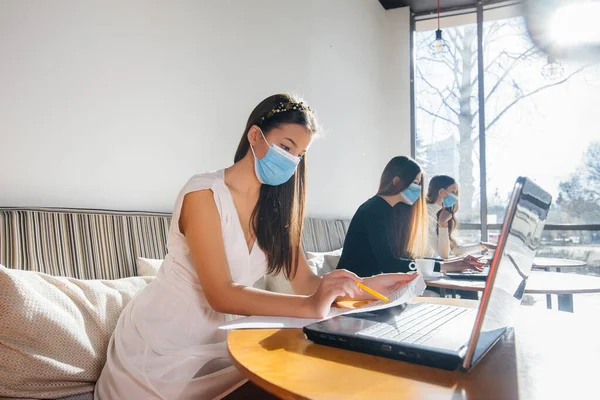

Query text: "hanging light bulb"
[541, 55, 565, 80]
[429, 0, 449, 56]
[430, 29, 449, 56]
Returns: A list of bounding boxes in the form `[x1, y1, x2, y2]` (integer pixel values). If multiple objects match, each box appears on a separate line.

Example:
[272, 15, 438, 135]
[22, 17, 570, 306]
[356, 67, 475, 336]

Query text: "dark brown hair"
[234, 94, 318, 279]
[426, 175, 459, 251]
[376, 156, 427, 259]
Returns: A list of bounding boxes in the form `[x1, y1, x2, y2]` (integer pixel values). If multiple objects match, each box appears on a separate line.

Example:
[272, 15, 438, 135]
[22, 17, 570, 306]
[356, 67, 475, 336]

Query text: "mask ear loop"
[441, 188, 448, 201]
[440, 190, 446, 206]
[249, 142, 258, 158]
[249, 127, 270, 159]
[255, 126, 302, 164]
[258, 127, 271, 147]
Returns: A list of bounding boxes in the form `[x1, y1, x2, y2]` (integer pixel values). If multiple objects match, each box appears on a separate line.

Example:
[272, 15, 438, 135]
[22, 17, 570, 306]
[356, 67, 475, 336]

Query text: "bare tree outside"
[415, 16, 588, 222]
[415, 12, 600, 279]
[557, 141, 600, 223]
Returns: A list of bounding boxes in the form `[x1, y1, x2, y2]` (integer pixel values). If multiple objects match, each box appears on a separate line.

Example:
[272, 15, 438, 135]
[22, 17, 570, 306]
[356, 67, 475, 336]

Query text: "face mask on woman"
[442, 190, 458, 208]
[250, 128, 301, 186]
[401, 183, 422, 205]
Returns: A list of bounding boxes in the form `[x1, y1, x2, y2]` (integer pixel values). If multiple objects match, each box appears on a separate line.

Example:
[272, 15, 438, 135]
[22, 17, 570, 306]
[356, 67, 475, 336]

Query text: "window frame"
[410, 1, 600, 239]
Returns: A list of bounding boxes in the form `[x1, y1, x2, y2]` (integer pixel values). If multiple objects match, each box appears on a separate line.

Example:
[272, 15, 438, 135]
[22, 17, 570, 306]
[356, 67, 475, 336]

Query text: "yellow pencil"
[356, 282, 390, 303]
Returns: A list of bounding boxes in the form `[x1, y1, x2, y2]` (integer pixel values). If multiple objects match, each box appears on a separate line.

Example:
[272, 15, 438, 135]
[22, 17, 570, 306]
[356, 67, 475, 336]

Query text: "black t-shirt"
[337, 196, 439, 277]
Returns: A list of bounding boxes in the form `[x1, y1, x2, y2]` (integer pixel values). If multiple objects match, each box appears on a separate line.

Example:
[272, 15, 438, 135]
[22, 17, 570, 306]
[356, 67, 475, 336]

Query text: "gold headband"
[258, 101, 313, 124]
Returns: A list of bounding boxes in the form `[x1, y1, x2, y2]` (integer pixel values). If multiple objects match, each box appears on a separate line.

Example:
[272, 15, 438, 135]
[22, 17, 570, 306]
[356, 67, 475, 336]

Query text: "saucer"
[421, 271, 443, 280]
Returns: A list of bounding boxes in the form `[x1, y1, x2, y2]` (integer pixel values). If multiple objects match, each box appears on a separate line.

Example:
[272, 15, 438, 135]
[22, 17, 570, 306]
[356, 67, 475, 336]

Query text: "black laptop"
[445, 266, 490, 280]
[304, 177, 552, 370]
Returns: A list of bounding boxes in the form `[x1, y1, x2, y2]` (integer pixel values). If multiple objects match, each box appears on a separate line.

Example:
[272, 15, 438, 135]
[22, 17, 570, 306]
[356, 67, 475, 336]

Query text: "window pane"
[487, 228, 599, 272]
[539, 230, 600, 272]
[454, 228, 482, 245]
[483, 13, 600, 225]
[415, 13, 481, 224]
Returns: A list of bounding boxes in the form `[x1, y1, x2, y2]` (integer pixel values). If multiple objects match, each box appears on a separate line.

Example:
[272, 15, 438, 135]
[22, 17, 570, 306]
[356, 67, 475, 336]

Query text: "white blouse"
[427, 203, 483, 258]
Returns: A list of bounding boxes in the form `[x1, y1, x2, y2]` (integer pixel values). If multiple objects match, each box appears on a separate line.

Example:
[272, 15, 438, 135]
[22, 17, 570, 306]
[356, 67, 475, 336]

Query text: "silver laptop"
[304, 177, 552, 370]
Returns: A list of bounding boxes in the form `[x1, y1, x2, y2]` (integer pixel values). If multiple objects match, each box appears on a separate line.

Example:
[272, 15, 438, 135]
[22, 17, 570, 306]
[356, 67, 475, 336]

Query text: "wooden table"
[532, 257, 589, 308]
[425, 271, 600, 312]
[228, 297, 600, 400]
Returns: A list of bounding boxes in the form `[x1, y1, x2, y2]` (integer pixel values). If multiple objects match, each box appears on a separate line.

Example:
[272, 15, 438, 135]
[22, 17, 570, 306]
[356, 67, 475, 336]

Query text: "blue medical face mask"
[442, 190, 458, 208]
[401, 183, 422, 205]
[250, 129, 301, 186]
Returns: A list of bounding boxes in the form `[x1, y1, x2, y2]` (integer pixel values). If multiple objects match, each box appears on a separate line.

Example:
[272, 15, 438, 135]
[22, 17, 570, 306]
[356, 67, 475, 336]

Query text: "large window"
[415, 13, 481, 224]
[414, 4, 600, 273]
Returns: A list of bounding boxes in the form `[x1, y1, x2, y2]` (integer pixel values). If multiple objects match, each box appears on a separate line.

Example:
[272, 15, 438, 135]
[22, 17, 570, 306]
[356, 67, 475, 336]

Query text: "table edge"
[227, 298, 479, 399]
[228, 331, 310, 400]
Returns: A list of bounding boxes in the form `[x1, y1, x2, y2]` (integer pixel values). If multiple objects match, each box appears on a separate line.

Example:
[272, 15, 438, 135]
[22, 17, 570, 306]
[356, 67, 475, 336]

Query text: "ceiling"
[378, 0, 479, 14]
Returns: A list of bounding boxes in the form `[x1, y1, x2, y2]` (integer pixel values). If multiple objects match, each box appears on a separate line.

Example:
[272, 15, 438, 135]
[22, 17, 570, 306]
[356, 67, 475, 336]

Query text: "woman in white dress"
[95, 94, 418, 400]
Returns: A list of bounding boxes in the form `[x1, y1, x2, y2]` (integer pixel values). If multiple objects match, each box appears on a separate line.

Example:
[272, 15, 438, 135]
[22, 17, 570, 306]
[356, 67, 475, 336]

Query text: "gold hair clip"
[258, 101, 313, 124]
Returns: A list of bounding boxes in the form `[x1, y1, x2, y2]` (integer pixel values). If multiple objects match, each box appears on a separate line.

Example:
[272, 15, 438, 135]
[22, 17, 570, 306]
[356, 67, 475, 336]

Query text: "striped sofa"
[0, 207, 350, 280]
[0, 207, 350, 399]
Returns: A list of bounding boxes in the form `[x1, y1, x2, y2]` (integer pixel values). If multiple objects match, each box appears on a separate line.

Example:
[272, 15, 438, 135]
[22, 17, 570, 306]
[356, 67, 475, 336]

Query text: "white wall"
[0, 0, 411, 218]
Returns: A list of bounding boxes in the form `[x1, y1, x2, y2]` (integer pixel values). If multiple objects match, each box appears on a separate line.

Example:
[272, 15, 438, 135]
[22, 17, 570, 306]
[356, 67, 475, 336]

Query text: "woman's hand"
[480, 241, 497, 250]
[441, 256, 485, 273]
[361, 273, 419, 299]
[438, 209, 453, 227]
[306, 269, 363, 319]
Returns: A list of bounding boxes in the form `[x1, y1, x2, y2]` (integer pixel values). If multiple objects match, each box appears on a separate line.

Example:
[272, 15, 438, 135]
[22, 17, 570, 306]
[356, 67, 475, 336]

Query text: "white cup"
[414, 259, 435, 277]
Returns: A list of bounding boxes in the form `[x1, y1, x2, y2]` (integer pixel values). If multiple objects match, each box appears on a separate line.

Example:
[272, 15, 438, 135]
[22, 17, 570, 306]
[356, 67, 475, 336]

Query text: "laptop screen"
[465, 177, 552, 368]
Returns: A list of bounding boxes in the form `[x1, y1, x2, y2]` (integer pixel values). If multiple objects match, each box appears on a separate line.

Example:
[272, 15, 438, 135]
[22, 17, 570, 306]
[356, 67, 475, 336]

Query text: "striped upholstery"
[302, 218, 350, 253]
[0, 208, 171, 280]
[0, 207, 350, 280]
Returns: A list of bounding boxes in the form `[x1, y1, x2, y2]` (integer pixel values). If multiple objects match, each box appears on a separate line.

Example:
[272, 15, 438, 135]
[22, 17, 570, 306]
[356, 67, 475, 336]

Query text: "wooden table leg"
[558, 294, 574, 313]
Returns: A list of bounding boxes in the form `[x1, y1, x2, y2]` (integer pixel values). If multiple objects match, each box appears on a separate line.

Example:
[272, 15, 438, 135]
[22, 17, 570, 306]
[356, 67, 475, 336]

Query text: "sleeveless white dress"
[95, 170, 268, 400]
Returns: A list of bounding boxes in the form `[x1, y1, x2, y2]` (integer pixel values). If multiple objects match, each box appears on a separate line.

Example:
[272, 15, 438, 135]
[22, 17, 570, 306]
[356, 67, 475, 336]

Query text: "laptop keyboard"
[356, 303, 470, 345]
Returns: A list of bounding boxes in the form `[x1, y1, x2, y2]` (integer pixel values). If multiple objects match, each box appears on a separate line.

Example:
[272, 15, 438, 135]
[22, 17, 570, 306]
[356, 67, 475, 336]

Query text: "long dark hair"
[376, 156, 427, 259]
[234, 94, 318, 279]
[426, 175, 459, 251]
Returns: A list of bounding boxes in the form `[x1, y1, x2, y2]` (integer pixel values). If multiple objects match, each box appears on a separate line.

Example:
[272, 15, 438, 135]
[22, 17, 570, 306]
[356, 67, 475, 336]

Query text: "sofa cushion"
[264, 248, 343, 294]
[0, 265, 152, 399]
[306, 248, 343, 274]
[136, 257, 163, 277]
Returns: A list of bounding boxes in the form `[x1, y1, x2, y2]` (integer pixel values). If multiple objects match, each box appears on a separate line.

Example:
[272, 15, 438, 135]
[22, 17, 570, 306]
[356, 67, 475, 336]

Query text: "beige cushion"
[136, 257, 163, 276]
[307, 248, 343, 274]
[264, 271, 294, 294]
[265, 248, 343, 294]
[0, 265, 152, 399]
[252, 275, 266, 290]
[135, 257, 267, 290]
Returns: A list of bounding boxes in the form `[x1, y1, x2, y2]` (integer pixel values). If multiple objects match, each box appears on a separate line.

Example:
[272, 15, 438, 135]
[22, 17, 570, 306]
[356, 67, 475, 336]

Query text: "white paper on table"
[328, 274, 426, 316]
[218, 315, 321, 330]
[218, 275, 426, 330]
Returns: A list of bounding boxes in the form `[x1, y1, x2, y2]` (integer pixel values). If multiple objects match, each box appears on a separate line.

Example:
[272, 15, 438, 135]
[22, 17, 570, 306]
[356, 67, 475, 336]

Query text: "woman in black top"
[337, 156, 480, 277]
